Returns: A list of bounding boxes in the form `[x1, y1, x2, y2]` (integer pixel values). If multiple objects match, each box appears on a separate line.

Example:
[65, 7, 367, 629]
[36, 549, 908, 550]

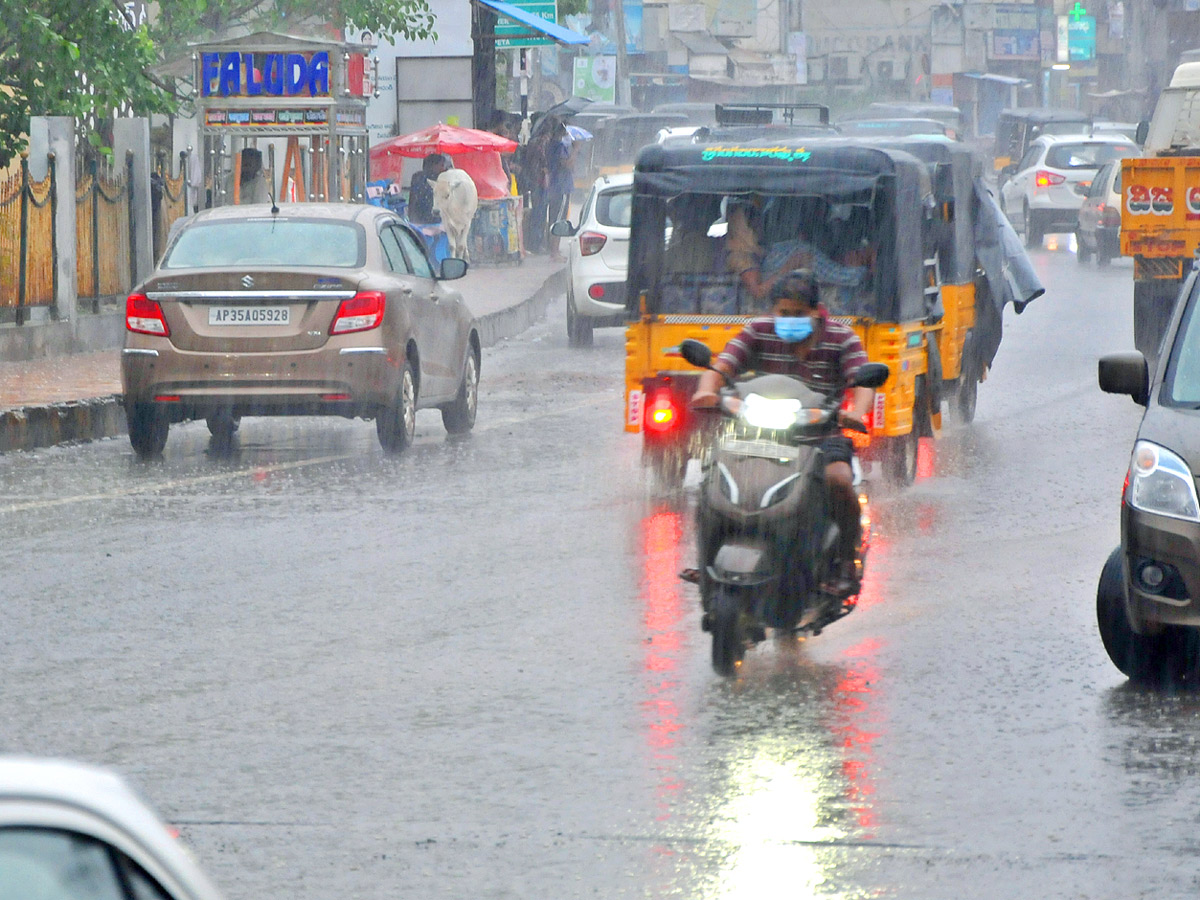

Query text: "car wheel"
[126, 403, 168, 457]
[1096, 546, 1180, 682]
[441, 351, 479, 434]
[377, 361, 417, 453]
[1024, 204, 1043, 249]
[1076, 231, 1092, 263]
[710, 586, 745, 677]
[567, 293, 594, 348]
[1096, 243, 1112, 267]
[206, 412, 238, 453]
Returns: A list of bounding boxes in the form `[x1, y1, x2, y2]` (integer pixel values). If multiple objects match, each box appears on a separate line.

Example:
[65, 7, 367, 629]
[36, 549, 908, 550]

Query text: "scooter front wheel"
[710, 587, 745, 676]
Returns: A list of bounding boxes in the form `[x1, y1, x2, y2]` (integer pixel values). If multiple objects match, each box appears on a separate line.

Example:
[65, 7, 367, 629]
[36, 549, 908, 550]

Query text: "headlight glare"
[1129, 440, 1200, 522]
[741, 394, 802, 430]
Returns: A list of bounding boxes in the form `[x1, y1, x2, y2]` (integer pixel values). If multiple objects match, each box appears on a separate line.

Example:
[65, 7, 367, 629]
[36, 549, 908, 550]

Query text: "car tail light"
[1102, 205, 1122, 228]
[645, 391, 681, 433]
[1035, 170, 1066, 187]
[331, 290, 385, 334]
[126, 293, 169, 336]
[579, 231, 607, 256]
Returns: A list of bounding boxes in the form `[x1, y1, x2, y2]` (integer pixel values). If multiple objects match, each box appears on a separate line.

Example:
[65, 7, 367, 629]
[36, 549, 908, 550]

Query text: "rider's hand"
[692, 390, 719, 408]
[838, 409, 865, 430]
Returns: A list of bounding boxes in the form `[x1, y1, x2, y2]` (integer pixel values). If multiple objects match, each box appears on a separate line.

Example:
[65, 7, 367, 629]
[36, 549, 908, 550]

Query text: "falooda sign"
[200, 51, 331, 98]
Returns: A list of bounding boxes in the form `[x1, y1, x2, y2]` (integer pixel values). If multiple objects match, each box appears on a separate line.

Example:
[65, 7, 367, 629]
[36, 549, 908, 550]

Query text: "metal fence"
[0, 152, 58, 325]
[75, 154, 133, 313]
[153, 151, 189, 262]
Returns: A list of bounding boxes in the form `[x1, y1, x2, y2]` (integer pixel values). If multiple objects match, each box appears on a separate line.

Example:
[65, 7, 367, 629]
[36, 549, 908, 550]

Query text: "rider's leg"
[825, 459, 861, 572]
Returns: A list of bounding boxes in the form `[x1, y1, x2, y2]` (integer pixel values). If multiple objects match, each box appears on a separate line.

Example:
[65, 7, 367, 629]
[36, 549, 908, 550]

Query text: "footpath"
[0, 258, 565, 453]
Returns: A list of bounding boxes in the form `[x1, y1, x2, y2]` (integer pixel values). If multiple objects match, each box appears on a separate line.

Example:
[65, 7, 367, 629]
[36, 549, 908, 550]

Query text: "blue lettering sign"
[308, 52, 329, 96]
[263, 54, 284, 95]
[201, 50, 332, 97]
[243, 53, 263, 96]
[285, 54, 307, 95]
[218, 52, 241, 96]
[201, 52, 220, 96]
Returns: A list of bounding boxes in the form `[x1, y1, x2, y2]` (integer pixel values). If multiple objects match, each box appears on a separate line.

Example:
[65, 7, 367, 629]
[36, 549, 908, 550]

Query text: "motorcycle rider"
[691, 269, 874, 594]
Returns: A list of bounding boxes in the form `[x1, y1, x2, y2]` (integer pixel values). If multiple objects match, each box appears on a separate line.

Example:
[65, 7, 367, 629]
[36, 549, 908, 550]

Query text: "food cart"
[193, 31, 371, 207]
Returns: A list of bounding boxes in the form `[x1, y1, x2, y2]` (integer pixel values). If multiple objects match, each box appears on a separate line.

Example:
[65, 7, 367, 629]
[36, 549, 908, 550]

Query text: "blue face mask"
[775, 316, 813, 343]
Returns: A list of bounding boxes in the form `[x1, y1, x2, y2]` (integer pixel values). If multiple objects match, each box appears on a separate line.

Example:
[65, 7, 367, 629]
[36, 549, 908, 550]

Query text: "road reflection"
[634, 502, 888, 898]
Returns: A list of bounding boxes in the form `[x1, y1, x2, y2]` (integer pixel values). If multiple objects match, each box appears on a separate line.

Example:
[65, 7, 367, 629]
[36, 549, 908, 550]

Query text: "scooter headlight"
[740, 394, 827, 431]
[1129, 440, 1200, 522]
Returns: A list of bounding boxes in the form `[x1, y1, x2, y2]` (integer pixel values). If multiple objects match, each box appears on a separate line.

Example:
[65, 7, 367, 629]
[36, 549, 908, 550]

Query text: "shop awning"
[474, 0, 589, 44]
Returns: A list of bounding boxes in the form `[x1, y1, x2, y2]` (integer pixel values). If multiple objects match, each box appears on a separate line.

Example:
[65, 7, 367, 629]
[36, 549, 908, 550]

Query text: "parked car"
[1077, 157, 1134, 265]
[550, 173, 633, 347]
[1097, 264, 1200, 680]
[121, 203, 481, 456]
[1000, 134, 1139, 248]
[0, 756, 225, 900]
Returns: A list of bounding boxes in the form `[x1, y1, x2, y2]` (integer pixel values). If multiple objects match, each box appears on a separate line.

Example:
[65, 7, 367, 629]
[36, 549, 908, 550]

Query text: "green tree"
[149, 1, 438, 61]
[0, 1, 170, 167]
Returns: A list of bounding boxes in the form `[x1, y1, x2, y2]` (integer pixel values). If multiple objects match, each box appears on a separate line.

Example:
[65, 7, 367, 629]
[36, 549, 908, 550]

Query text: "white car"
[551, 172, 633, 347]
[1000, 134, 1138, 248]
[0, 756, 225, 900]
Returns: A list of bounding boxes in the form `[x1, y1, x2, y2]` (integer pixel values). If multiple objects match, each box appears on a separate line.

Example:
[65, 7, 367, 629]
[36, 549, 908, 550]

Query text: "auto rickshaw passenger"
[665, 194, 724, 274]
[726, 194, 812, 301]
[691, 269, 874, 593]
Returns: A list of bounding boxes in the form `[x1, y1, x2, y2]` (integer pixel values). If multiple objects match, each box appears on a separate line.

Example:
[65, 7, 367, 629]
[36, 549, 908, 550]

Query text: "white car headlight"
[1129, 440, 1200, 522]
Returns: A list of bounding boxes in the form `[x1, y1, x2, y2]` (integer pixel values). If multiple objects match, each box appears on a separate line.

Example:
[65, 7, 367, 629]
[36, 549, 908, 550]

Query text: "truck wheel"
[1133, 280, 1180, 363]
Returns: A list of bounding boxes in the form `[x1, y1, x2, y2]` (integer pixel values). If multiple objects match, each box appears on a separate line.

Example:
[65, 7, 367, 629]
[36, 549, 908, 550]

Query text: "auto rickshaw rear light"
[331, 291, 385, 334]
[645, 392, 680, 433]
[1035, 170, 1066, 187]
[579, 231, 607, 256]
[126, 293, 170, 336]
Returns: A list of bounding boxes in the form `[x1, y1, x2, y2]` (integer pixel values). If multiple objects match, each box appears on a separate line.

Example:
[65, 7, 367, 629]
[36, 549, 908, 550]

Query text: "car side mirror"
[853, 362, 890, 390]
[440, 257, 468, 280]
[680, 338, 712, 369]
[550, 220, 576, 237]
[1098, 352, 1149, 406]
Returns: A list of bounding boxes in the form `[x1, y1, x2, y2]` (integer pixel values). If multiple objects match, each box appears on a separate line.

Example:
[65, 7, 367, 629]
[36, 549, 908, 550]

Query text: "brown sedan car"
[121, 203, 480, 455]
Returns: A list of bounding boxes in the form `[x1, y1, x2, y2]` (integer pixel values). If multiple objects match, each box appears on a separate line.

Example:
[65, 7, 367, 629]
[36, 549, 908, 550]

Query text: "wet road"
[3, 242, 1199, 898]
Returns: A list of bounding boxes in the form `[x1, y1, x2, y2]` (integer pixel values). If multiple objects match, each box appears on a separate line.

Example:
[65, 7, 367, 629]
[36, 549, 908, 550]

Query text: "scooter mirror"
[854, 362, 889, 390]
[680, 339, 712, 369]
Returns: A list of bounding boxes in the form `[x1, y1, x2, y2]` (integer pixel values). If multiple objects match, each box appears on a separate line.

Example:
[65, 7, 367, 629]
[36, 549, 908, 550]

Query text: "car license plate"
[208, 306, 290, 326]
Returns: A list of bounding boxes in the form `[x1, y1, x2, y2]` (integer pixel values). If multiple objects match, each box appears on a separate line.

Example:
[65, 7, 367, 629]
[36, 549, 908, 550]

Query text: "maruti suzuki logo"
[241, 275, 255, 288]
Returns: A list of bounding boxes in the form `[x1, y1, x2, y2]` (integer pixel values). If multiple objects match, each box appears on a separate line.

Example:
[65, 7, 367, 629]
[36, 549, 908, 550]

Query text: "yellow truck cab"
[1123, 61, 1200, 360]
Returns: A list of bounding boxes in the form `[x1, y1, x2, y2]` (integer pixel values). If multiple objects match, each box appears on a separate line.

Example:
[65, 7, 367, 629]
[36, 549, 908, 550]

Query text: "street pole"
[614, 0, 631, 107]
[520, 48, 529, 119]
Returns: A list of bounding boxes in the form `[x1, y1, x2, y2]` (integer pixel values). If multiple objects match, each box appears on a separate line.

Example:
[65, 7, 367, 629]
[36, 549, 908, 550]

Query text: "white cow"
[432, 168, 478, 262]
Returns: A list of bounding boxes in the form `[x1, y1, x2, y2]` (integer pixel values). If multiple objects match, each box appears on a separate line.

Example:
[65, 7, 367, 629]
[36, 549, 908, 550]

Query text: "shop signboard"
[1068, 13, 1095, 62]
[573, 56, 616, 102]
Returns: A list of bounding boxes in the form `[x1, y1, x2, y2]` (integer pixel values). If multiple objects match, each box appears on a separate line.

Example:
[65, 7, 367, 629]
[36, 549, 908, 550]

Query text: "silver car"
[0, 756, 224, 900]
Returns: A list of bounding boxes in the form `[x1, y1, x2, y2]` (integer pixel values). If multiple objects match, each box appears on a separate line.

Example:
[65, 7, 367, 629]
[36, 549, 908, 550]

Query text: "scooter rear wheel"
[710, 587, 745, 677]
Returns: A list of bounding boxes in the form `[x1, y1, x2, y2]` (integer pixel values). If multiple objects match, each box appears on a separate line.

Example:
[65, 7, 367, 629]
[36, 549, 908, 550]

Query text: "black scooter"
[678, 339, 889, 675]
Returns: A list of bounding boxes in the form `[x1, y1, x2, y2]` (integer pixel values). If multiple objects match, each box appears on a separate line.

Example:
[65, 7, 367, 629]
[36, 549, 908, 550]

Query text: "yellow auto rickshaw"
[624, 134, 944, 485]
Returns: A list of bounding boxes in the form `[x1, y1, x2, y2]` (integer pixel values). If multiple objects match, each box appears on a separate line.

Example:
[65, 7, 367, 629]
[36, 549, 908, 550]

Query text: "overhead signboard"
[496, 0, 559, 49]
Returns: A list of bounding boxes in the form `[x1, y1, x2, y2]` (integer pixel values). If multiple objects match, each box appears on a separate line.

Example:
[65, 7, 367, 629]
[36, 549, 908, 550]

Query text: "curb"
[0, 269, 565, 454]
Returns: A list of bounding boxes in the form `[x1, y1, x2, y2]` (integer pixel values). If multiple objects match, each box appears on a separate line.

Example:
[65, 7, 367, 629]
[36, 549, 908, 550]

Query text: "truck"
[1122, 62, 1200, 360]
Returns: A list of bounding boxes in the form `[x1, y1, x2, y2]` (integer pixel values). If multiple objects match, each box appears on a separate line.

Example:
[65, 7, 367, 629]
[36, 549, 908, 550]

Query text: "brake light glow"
[841, 396, 873, 450]
[1035, 170, 1066, 188]
[126, 293, 170, 336]
[579, 231, 607, 256]
[645, 392, 680, 433]
[331, 291, 385, 334]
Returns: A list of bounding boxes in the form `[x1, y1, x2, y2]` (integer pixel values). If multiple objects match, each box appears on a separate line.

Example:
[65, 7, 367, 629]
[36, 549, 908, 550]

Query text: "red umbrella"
[372, 123, 518, 159]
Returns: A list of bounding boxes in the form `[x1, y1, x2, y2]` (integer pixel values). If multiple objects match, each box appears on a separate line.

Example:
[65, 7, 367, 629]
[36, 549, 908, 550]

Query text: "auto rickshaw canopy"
[627, 137, 935, 325]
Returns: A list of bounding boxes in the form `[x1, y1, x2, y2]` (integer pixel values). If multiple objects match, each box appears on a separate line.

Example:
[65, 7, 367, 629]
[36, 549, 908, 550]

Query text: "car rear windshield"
[163, 219, 365, 269]
[596, 188, 632, 228]
[1045, 142, 1137, 169]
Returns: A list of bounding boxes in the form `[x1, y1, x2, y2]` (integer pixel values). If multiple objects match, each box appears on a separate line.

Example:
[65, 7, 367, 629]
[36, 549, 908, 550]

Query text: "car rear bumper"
[121, 344, 400, 418]
[574, 281, 626, 320]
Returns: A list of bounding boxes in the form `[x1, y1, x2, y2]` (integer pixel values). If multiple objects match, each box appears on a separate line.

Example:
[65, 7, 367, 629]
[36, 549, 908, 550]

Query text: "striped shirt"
[716, 312, 869, 394]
